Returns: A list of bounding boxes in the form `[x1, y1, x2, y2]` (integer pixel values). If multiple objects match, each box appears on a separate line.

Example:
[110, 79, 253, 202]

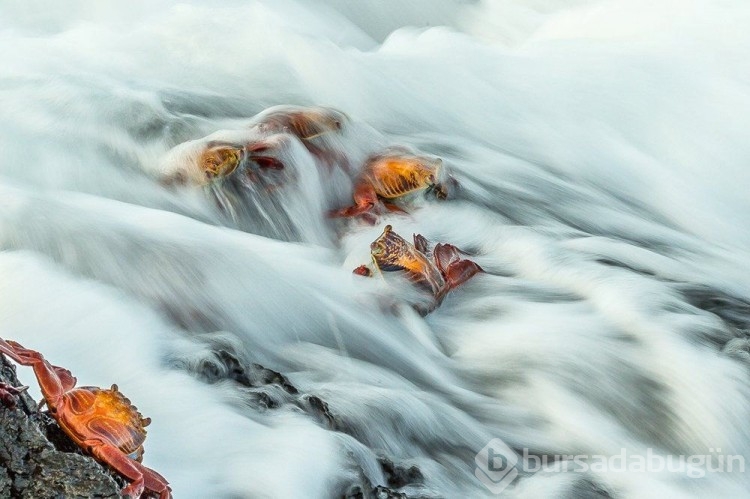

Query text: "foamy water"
[1, 1, 749, 497]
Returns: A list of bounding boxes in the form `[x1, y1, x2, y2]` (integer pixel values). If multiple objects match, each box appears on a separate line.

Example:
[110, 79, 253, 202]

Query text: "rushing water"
[1, 1, 750, 497]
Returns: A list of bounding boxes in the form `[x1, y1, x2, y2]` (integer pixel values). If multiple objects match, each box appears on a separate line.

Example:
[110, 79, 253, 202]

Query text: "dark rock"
[562, 477, 616, 499]
[344, 484, 408, 499]
[301, 394, 338, 429]
[192, 345, 430, 498]
[0, 355, 121, 498]
[680, 285, 750, 331]
[377, 457, 424, 489]
[198, 349, 298, 395]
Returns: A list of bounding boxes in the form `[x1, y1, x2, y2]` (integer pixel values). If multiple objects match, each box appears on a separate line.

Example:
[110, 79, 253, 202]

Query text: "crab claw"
[0, 382, 29, 409]
[329, 184, 381, 221]
[433, 242, 483, 291]
[246, 155, 285, 171]
[413, 233, 430, 255]
[243, 138, 289, 171]
[444, 259, 483, 290]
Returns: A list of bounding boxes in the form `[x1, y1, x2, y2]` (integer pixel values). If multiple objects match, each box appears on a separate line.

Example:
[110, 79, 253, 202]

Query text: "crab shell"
[160, 139, 244, 186]
[361, 153, 445, 200]
[200, 142, 243, 181]
[369, 224, 446, 296]
[252, 106, 348, 141]
[58, 385, 151, 462]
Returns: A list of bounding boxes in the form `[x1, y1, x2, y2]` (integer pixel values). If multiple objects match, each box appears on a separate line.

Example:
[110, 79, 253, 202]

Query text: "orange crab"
[354, 225, 482, 313]
[331, 149, 454, 219]
[0, 338, 171, 499]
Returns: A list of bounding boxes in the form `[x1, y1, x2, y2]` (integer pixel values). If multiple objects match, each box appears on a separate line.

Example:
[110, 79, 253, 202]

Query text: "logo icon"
[475, 438, 519, 494]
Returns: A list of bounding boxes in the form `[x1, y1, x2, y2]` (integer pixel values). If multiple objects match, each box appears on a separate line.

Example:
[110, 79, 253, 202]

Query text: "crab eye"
[371, 243, 384, 256]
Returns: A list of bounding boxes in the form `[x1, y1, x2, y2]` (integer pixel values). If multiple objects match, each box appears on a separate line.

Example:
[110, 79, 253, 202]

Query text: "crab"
[0, 338, 172, 499]
[161, 137, 289, 187]
[252, 105, 347, 144]
[330, 149, 455, 219]
[252, 105, 350, 173]
[354, 225, 482, 313]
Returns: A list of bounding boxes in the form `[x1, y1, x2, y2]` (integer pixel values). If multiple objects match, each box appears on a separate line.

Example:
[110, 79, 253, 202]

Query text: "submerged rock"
[344, 484, 409, 499]
[0, 356, 121, 498]
[189, 346, 431, 498]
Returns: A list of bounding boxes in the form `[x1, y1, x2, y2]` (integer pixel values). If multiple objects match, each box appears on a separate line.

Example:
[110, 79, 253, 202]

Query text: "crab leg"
[139, 463, 172, 499]
[246, 155, 285, 170]
[50, 365, 78, 391]
[412, 234, 430, 255]
[432, 242, 463, 271]
[37, 365, 76, 411]
[433, 243, 484, 290]
[353, 265, 373, 277]
[244, 142, 285, 170]
[89, 442, 144, 498]
[443, 259, 483, 289]
[0, 382, 28, 408]
[88, 442, 172, 499]
[330, 184, 378, 218]
[433, 243, 483, 290]
[0, 339, 65, 403]
[382, 202, 408, 214]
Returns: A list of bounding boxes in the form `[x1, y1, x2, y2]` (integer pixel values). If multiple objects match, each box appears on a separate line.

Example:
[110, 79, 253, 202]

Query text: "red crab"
[354, 225, 482, 313]
[252, 105, 347, 145]
[0, 339, 171, 499]
[251, 105, 350, 172]
[331, 149, 454, 219]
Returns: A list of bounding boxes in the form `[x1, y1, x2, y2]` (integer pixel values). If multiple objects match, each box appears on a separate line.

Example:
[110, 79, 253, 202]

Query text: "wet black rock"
[192, 345, 430, 498]
[562, 477, 616, 499]
[344, 484, 408, 499]
[377, 457, 424, 489]
[0, 356, 121, 498]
